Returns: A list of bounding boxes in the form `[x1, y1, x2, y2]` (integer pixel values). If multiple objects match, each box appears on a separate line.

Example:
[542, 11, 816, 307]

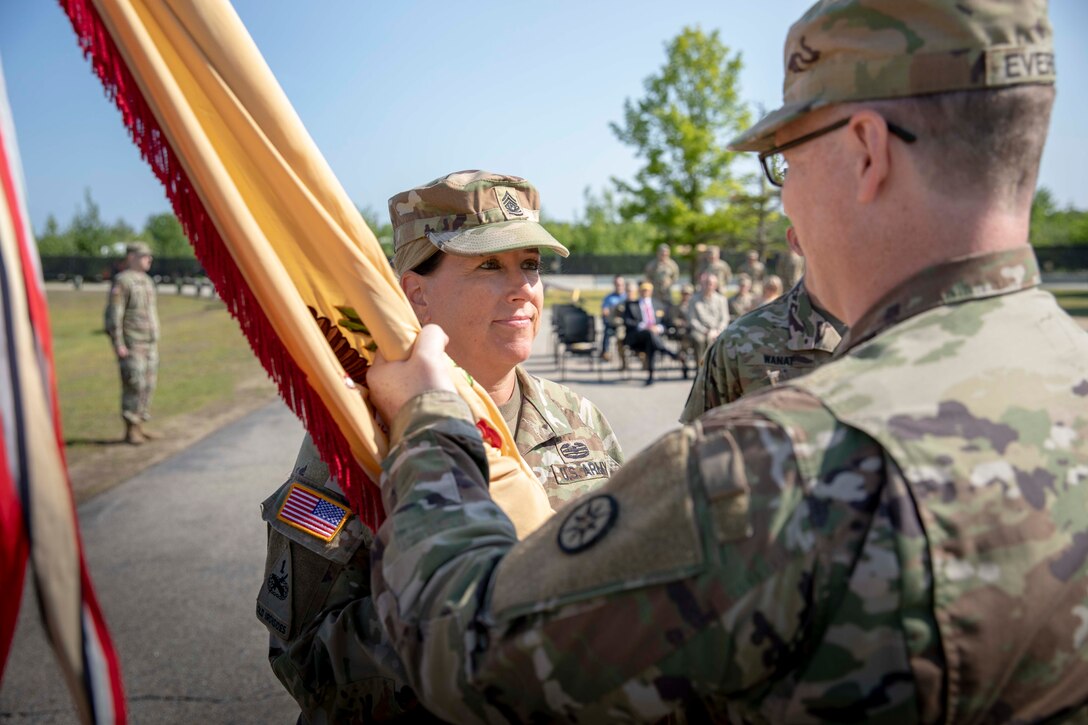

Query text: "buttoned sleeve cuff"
[388, 389, 474, 446]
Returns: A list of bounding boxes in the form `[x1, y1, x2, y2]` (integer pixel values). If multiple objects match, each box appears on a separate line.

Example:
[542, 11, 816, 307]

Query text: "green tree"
[543, 187, 656, 255]
[68, 188, 112, 256]
[37, 213, 74, 255]
[1030, 187, 1088, 248]
[144, 211, 194, 258]
[610, 26, 753, 251]
[358, 204, 394, 257]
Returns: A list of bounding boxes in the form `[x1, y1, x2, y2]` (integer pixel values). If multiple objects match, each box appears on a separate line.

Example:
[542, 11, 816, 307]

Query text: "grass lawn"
[49, 288, 273, 449]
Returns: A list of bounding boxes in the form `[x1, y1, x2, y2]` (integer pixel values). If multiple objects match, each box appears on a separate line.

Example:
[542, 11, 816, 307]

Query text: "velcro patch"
[276, 483, 350, 542]
[493, 186, 526, 219]
[986, 47, 1055, 86]
[551, 460, 612, 485]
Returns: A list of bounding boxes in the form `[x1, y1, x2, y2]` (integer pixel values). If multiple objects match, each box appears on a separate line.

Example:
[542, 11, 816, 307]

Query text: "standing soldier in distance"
[698, 244, 733, 289]
[105, 241, 159, 445]
[737, 249, 766, 293]
[643, 242, 679, 308]
[365, 1, 1088, 722]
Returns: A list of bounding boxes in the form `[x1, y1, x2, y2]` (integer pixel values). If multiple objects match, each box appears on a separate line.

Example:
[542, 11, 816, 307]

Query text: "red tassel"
[57, 0, 384, 529]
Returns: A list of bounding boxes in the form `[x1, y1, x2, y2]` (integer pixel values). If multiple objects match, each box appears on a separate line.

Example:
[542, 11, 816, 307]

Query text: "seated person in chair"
[622, 281, 687, 386]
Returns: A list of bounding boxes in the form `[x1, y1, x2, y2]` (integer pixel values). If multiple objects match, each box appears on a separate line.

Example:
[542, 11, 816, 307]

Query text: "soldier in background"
[642, 242, 679, 307]
[728, 272, 756, 317]
[362, 1, 1088, 721]
[776, 227, 806, 288]
[680, 233, 845, 421]
[737, 249, 766, 293]
[104, 241, 159, 445]
[697, 244, 732, 289]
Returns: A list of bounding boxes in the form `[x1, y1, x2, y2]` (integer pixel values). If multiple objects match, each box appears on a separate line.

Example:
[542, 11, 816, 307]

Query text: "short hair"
[408, 250, 446, 276]
[862, 85, 1054, 206]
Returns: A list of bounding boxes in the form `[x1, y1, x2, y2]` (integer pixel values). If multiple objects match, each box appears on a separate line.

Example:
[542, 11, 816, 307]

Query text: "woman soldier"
[257, 171, 623, 723]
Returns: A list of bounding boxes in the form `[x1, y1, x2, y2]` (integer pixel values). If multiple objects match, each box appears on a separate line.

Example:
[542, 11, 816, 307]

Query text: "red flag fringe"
[57, 0, 383, 529]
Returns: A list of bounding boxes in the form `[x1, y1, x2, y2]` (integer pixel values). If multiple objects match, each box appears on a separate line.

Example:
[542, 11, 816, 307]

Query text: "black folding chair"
[556, 307, 600, 381]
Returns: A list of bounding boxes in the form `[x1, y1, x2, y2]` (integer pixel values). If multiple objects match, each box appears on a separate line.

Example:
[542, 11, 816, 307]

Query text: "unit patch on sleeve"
[557, 494, 619, 554]
[276, 483, 351, 542]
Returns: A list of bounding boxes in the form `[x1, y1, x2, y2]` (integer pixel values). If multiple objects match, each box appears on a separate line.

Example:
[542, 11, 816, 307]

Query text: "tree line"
[34, 27, 1087, 260]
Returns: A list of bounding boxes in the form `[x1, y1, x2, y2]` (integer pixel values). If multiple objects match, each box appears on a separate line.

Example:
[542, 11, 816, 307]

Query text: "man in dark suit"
[622, 281, 686, 385]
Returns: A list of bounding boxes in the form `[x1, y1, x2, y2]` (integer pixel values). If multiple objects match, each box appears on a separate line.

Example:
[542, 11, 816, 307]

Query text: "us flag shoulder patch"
[276, 483, 351, 542]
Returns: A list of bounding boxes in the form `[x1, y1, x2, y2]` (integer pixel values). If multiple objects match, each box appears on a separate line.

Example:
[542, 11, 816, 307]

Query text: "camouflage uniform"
[257, 366, 622, 723]
[371, 246, 1088, 723]
[698, 258, 732, 289]
[738, 257, 766, 289]
[729, 287, 757, 318]
[644, 256, 680, 307]
[680, 279, 845, 422]
[104, 267, 159, 424]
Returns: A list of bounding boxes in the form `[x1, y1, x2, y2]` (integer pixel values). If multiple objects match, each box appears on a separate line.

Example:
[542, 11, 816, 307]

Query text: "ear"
[847, 110, 891, 205]
[400, 272, 430, 323]
[786, 227, 803, 256]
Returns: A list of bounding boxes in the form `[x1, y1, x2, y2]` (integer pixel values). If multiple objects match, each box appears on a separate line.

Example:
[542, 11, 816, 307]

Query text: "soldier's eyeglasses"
[759, 117, 917, 188]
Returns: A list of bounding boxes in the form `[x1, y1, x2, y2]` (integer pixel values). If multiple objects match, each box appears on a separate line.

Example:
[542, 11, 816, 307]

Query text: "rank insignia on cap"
[495, 187, 526, 219]
[557, 494, 619, 554]
[276, 483, 351, 542]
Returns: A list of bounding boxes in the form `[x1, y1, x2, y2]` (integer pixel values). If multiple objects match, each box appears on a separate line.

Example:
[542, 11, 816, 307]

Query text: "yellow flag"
[61, 0, 553, 536]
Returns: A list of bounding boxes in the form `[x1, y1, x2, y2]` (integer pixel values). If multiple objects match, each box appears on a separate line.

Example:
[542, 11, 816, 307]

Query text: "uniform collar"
[839, 246, 1040, 356]
[785, 280, 846, 353]
[514, 366, 574, 451]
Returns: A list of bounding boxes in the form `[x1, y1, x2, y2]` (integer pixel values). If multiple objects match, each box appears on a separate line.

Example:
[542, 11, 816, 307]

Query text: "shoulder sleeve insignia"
[557, 494, 619, 554]
[276, 483, 351, 542]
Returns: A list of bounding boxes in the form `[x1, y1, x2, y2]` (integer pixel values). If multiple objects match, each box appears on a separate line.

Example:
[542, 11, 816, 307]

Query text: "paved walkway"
[0, 309, 692, 723]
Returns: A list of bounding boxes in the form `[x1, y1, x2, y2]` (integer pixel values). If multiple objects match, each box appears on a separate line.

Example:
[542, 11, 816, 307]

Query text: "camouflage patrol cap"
[730, 0, 1055, 152]
[388, 170, 569, 276]
[126, 242, 152, 256]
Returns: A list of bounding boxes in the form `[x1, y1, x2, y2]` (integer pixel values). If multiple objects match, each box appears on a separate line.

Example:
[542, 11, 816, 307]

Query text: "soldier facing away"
[104, 241, 159, 445]
[368, 2, 1087, 722]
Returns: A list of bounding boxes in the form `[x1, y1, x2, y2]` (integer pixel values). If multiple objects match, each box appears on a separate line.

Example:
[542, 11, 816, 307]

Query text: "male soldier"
[366, 1, 1088, 721]
[728, 272, 757, 317]
[104, 241, 159, 444]
[738, 249, 766, 292]
[698, 244, 732, 289]
[643, 242, 679, 307]
[776, 227, 806, 288]
[257, 171, 623, 723]
[680, 229, 844, 421]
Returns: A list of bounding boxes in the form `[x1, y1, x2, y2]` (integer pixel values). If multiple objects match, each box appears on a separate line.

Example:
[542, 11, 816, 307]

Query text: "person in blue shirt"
[598, 274, 627, 360]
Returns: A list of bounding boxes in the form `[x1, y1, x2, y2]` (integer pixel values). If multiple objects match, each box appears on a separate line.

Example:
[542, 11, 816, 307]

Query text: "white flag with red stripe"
[0, 55, 126, 724]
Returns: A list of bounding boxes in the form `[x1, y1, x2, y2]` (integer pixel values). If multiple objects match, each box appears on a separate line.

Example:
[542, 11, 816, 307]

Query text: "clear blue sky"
[1, 1, 1085, 233]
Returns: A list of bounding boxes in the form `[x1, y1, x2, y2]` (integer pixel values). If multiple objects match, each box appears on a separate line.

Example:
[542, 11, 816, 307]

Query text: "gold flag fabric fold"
[60, 0, 553, 536]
